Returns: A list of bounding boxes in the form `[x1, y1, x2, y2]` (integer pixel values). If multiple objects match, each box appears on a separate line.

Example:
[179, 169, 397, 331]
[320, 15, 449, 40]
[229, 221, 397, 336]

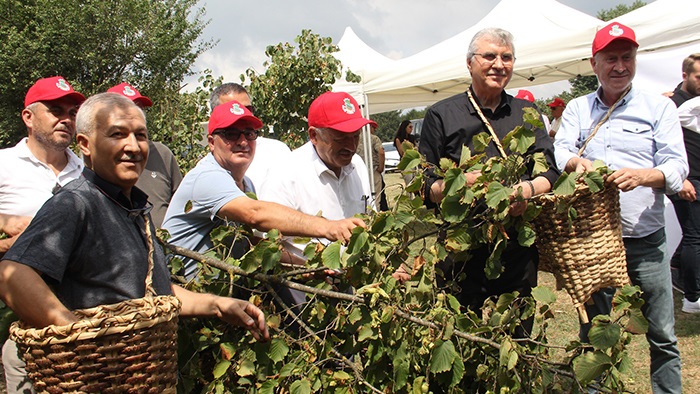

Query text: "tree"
[242, 29, 360, 149]
[0, 0, 213, 148]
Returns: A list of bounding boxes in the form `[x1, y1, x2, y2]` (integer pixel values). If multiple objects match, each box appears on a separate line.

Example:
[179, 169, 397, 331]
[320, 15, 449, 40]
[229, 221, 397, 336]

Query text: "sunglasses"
[213, 128, 258, 141]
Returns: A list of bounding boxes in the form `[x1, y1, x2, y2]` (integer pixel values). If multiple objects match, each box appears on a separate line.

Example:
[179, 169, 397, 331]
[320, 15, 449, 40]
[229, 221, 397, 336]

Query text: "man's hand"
[215, 297, 270, 342]
[679, 179, 697, 201]
[606, 168, 664, 192]
[508, 181, 534, 217]
[0, 215, 32, 255]
[322, 217, 366, 244]
[564, 157, 594, 173]
[1, 216, 31, 237]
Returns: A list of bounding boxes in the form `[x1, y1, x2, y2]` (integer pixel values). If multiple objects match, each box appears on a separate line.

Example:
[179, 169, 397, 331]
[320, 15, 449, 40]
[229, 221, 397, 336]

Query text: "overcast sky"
[188, 0, 645, 92]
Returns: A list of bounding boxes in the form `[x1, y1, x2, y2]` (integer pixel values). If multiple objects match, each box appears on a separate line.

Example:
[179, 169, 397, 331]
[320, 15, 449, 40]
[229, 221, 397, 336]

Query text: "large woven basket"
[9, 216, 182, 393]
[532, 183, 629, 323]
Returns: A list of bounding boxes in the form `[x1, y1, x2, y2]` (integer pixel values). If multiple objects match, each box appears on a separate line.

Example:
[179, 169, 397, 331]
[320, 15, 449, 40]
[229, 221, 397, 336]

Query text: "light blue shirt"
[162, 153, 254, 277]
[554, 86, 688, 238]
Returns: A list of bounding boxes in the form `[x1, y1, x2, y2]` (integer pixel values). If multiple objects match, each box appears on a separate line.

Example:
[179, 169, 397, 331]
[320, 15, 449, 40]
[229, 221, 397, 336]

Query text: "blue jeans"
[670, 179, 700, 302]
[580, 228, 681, 394]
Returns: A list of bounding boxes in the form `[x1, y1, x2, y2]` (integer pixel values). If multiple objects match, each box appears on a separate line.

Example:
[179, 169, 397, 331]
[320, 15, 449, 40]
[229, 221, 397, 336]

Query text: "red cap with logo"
[24, 76, 86, 107]
[208, 100, 263, 135]
[547, 97, 566, 108]
[592, 22, 638, 56]
[515, 89, 535, 103]
[308, 92, 377, 133]
[107, 82, 153, 108]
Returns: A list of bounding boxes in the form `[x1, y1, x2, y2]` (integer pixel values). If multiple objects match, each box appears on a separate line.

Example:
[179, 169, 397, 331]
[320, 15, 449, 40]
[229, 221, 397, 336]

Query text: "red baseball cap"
[308, 92, 377, 133]
[547, 97, 566, 108]
[208, 100, 263, 135]
[592, 22, 638, 56]
[515, 89, 535, 103]
[24, 76, 86, 108]
[107, 82, 153, 108]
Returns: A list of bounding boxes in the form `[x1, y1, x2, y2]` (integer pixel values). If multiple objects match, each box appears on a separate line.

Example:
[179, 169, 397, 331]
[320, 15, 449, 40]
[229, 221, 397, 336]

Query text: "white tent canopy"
[333, 0, 700, 114]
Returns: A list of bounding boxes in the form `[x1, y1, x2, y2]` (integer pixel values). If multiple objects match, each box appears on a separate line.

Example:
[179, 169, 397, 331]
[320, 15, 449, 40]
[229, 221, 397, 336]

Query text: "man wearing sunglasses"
[163, 100, 365, 279]
[418, 27, 558, 337]
[209, 82, 291, 196]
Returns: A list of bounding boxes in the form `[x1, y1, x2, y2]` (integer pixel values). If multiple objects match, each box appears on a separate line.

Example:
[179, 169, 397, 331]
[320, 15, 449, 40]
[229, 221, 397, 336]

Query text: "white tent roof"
[333, 0, 700, 114]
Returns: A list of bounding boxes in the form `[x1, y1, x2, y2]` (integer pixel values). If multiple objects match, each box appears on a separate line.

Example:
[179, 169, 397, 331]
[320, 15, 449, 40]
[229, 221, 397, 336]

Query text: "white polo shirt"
[260, 141, 372, 255]
[0, 138, 84, 216]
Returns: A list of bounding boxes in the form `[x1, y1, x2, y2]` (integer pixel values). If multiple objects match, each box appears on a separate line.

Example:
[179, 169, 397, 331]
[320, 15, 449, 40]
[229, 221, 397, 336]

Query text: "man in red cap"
[259, 91, 375, 311]
[0, 75, 85, 394]
[0, 77, 86, 257]
[546, 97, 566, 138]
[163, 100, 365, 279]
[554, 22, 685, 393]
[108, 83, 183, 227]
[0, 94, 270, 392]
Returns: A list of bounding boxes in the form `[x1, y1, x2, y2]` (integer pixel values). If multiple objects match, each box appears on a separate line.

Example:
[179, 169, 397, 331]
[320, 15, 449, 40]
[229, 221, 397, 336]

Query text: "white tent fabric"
[333, 0, 700, 114]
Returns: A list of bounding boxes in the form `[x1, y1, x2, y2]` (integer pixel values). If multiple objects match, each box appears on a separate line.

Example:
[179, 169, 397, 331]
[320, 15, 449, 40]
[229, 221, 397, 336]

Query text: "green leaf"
[531, 286, 557, 305]
[573, 351, 612, 385]
[358, 325, 377, 342]
[398, 149, 421, 171]
[321, 241, 342, 269]
[443, 168, 467, 198]
[552, 173, 577, 196]
[531, 152, 549, 176]
[583, 171, 605, 193]
[440, 194, 469, 223]
[290, 379, 312, 394]
[473, 132, 491, 153]
[279, 362, 297, 378]
[459, 145, 472, 168]
[184, 200, 193, 213]
[450, 355, 465, 387]
[588, 322, 622, 350]
[430, 340, 458, 374]
[212, 359, 231, 379]
[394, 341, 410, 389]
[625, 308, 649, 335]
[259, 380, 279, 394]
[268, 338, 290, 363]
[502, 125, 535, 155]
[236, 358, 255, 377]
[517, 223, 536, 247]
[485, 182, 512, 209]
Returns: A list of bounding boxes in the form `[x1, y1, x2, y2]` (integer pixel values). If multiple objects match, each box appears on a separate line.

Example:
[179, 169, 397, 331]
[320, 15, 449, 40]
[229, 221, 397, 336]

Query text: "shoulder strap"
[467, 88, 508, 159]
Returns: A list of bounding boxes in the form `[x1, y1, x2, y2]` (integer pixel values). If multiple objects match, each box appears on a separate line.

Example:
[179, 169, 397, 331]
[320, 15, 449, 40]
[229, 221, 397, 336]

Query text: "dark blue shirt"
[4, 168, 173, 310]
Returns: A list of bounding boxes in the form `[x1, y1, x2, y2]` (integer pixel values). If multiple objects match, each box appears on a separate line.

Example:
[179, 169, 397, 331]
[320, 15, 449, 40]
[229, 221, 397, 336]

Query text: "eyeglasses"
[473, 52, 515, 65]
[213, 128, 258, 141]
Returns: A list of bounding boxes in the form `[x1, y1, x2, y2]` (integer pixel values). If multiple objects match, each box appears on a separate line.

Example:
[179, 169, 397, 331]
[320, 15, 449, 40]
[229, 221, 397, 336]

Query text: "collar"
[594, 84, 634, 109]
[82, 168, 151, 213]
[14, 137, 82, 170]
[465, 86, 511, 116]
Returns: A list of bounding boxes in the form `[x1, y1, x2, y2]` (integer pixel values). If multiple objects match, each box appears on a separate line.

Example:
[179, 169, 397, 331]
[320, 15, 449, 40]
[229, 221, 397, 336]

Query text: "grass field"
[382, 172, 700, 393]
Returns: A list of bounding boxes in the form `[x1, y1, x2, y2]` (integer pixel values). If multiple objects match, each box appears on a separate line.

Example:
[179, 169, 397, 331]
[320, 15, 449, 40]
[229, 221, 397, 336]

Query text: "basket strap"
[577, 85, 632, 157]
[467, 88, 508, 159]
[143, 214, 157, 298]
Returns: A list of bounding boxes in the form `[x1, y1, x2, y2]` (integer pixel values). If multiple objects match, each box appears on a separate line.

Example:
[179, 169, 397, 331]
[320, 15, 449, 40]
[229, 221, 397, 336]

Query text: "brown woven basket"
[8, 216, 182, 393]
[532, 182, 629, 323]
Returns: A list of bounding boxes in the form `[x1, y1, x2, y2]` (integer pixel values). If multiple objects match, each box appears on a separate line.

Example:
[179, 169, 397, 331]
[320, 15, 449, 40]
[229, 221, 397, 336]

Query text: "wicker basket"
[9, 216, 182, 393]
[532, 183, 629, 323]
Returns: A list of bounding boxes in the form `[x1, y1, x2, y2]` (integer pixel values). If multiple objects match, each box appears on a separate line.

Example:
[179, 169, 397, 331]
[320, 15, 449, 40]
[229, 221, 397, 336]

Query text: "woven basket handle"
[142, 214, 157, 298]
[467, 88, 508, 159]
[577, 85, 631, 157]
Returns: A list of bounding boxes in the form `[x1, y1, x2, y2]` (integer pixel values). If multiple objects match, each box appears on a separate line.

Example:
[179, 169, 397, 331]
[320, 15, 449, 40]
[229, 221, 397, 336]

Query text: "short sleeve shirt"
[0, 138, 83, 216]
[3, 169, 173, 310]
[162, 153, 254, 276]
